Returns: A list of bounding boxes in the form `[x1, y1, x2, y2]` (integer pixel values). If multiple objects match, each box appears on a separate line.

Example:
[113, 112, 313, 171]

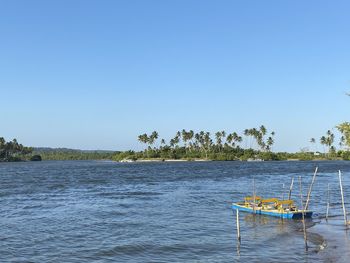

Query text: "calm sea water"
[1, 160, 350, 262]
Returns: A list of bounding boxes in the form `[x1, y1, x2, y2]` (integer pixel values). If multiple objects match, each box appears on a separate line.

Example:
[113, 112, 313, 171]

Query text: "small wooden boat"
[232, 196, 313, 219]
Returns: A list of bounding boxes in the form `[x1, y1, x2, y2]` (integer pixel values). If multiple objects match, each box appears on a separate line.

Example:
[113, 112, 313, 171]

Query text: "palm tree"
[245, 126, 274, 152]
[337, 122, 350, 149]
[160, 139, 166, 150]
[339, 136, 345, 150]
[195, 131, 212, 158]
[251, 128, 260, 150]
[310, 138, 316, 153]
[244, 129, 249, 149]
[194, 132, 200, 151]
[247, 127, 263, 151]
[182, 129, 195, 154]
[226, 133, 233, 147]
[266, 137, 274, 152]
[170, 138, 175, 148]
[320, 136, 327, 156]
[148, 131, 159, 149]
[188, 130, 194, 152]
[221, 131, 226, 144]
[138, 134, 148, 146]
[170, 132, 180, 149]
[203, 132, 212, 159]
[235, 133, 243, 147]
[138, 133, 149, 157]
[325, 130, 335, 157]
[265, 131, 275, 152]
[215, 131, 223, 152]
[246, 128, 255, 149]
[227, 132, 242, 148]
[181, 129, 188, 151]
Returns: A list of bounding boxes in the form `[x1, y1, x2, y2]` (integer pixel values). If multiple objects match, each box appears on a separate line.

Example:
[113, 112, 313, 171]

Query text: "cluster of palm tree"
[337, 122, 350, 149]
[310, 130, 337, 156]
[0, 137, 33, 161]
[320, 130, 335, 154]
[243, 125, 275, 151]
[137, 131, 159, 156]
[137, 126, 275, 159]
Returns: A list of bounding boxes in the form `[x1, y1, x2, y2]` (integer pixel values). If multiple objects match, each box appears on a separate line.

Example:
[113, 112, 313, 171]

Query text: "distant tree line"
[0, 137, 33, 161]
[137, 126, 274, 154]
[4, 121, 350, 162]
[113, 126, 280, 161]
[128, 94, 349, 161]
[111, 123, 350, 162]
[34, 148, 116, 160]
[308, 127, 350, 160]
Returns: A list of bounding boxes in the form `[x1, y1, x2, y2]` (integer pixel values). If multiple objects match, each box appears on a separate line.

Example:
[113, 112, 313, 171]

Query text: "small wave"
[94, 243, 154, 258]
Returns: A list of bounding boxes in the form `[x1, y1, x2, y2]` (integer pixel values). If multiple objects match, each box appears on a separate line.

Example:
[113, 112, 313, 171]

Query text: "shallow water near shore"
[1, 160, 350, 262]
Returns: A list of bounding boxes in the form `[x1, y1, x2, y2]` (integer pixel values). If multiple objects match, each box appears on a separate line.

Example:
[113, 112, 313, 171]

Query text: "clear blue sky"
[1, 0, 349, 152]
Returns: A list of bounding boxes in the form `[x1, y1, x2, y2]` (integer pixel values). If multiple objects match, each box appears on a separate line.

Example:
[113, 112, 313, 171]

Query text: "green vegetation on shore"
[33, 148, 116, 160]
[3, 122, 350, 162]
[0, 137, 34, 162]
[0, 140, 116, 162]
[112, 125, 350, 162]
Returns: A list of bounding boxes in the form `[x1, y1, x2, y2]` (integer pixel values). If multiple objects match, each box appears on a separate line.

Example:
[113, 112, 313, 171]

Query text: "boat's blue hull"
[232, 203, 313, 219]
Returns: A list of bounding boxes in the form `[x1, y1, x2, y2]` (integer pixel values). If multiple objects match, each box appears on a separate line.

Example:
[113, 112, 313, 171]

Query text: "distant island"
[117, 125, 349, 162]
[2, 123, 350, 162]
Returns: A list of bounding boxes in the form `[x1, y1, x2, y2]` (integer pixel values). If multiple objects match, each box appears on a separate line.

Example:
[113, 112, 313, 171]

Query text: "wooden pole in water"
[288, 177, 294, 200]
[338, 170, 347, 226]
[305, 166, 318, 210]
[326, 183, 330, 221]
[253, 177, 256, 213]
[236, 209, 241, 242]
[299, 176, 308, 251]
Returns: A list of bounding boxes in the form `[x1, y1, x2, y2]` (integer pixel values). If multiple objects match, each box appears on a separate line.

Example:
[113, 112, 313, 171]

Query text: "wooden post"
[299, 176, 308, 251]
[288, 177, 294, 200]
[338, 170, 347, 226]
[253, 177, 256, 213]
[326, 183, 330, 221]
[305, 166, 318, 210]
[236, 209, 241, 242]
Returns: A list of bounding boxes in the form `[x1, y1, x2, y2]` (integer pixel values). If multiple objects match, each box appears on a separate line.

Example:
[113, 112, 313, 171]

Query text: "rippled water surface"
[1, 160, 350, 262]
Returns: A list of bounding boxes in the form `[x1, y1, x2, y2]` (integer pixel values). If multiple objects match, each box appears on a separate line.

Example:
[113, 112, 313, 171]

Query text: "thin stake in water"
[305, 166, 318, 210]
[253, 177, 256, 213]
[288, 177, 294, 200]
[338, 170, 347, 226]
[236, 209, 241, 242]
[299, 176, 308, 251]
[326, 183, 330, 221]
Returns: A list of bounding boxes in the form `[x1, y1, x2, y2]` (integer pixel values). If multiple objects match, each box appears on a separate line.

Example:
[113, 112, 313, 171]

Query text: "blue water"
[1, 160, 350, 262]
